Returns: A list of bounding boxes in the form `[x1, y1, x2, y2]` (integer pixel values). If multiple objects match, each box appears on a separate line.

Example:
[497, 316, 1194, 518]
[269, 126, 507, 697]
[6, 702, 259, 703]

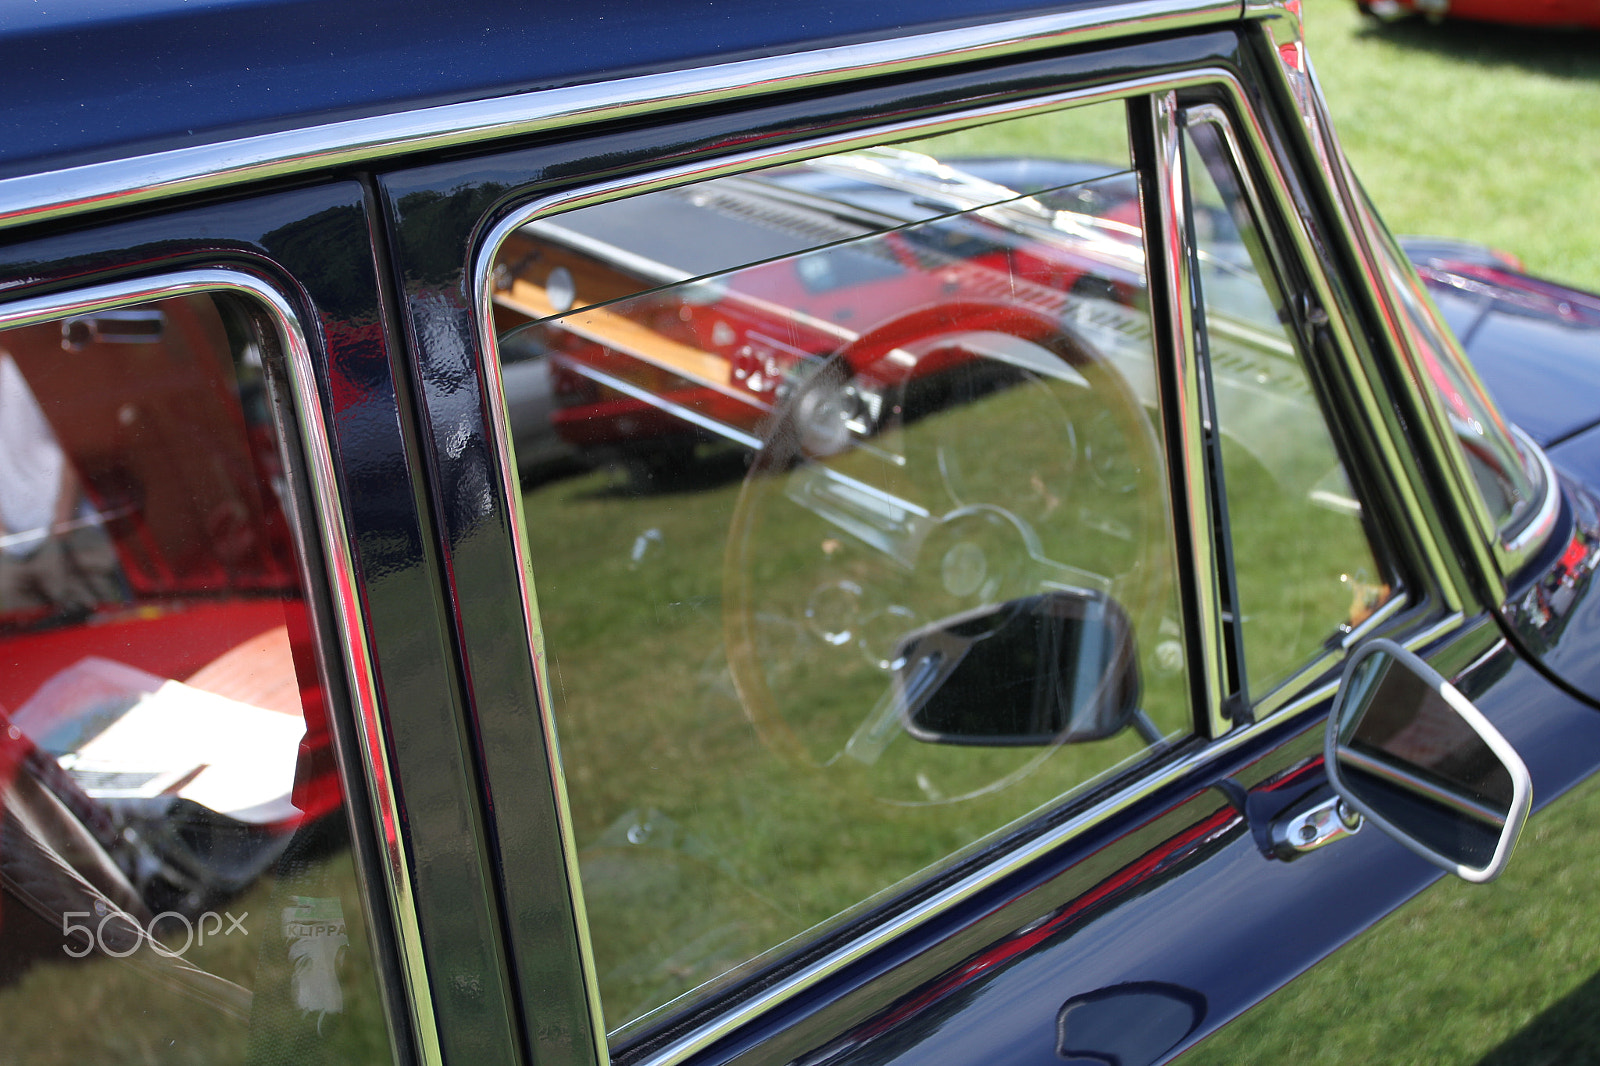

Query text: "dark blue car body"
[4, 3, 1600, 1066]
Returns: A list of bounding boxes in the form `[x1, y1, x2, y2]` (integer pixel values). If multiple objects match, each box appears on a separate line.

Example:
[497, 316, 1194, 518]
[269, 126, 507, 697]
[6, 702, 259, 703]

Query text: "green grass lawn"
[1302, 0, 1600, 291]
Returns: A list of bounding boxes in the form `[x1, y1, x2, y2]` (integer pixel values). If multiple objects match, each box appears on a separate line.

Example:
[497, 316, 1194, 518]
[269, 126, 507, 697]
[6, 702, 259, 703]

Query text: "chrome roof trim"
[0, 0, 1237, 233]
[0, 270, 442, 1066]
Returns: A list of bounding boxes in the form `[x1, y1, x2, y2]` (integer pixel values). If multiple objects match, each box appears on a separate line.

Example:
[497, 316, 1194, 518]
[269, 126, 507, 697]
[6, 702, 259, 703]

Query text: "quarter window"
[493, 100, 1192, 1036]
[1181, 116, 1394, 700]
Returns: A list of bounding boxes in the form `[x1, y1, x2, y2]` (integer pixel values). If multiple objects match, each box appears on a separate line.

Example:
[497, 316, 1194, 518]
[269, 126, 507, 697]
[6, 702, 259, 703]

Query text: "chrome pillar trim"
[1149, 93, 1230, 740]
[1245, 21, 1500, 601]
[0, 270, 442, 1066]
[1176, 99, 1473, 715]
[0, 0, 1239, 233]
[1194, 66, 1468, 613]
[472, 70, 1239, 1065]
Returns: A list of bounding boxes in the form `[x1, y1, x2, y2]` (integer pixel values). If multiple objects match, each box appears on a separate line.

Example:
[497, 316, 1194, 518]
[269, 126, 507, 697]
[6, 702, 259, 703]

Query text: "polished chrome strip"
[1246, 13, 1492, 605]
[471, 68, 1243, 1066]
[1149, 92, 1230, 740]
[1501, 424, 1561, 567]
[0, 0, 1236, 233]
[0, 270, 442, 1066]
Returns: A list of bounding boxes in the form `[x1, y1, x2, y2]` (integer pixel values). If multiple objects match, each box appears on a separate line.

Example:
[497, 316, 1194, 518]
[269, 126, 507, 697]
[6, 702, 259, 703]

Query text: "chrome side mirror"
[1327, 639, 1531, 883]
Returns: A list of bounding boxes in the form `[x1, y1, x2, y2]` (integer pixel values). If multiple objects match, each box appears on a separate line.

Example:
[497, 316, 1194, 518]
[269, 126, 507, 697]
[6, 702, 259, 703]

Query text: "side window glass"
[1181, 118, 1394, 699]
[494, 100, 1192, 1036]
[0, 292, 395, 1063]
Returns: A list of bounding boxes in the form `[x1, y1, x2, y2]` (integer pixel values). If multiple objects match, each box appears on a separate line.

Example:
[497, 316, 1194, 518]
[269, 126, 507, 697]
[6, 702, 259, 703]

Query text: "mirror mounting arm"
[1267, 792, 1362, 861]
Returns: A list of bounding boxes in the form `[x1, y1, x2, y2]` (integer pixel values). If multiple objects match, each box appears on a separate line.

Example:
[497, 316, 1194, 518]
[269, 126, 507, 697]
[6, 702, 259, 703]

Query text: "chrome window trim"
[0, 269, 441, 1066]
[474, 71, 1229, 1063]
[1246, 10, 1533, 599]
[467, 59, 1457, 1064]
[0, 0, 1237, 234]
[1148, 91, 1232, 740]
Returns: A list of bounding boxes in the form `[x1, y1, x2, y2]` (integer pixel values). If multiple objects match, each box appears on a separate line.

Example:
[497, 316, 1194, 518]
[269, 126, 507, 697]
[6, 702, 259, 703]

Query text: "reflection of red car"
[1356, 0, 1600, 29]
[497, 152, 1147, 464]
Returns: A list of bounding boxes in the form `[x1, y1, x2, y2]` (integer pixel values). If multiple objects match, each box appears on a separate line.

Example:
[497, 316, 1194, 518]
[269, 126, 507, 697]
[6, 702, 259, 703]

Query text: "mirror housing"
[895, 589, 1142, 747]
[1326, 639, 1532, 883]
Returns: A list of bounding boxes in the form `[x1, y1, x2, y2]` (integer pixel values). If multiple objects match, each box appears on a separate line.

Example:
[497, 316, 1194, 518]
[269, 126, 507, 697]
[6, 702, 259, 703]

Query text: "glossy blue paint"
[0, 0, 1128, 180]
[1419, 265, 1600, 448]
[5, 6, 1600, 1065]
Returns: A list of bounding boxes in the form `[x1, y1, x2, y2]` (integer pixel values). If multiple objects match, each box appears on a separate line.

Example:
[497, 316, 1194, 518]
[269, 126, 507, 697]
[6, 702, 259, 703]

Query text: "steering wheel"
[722, 301, 1170, 805]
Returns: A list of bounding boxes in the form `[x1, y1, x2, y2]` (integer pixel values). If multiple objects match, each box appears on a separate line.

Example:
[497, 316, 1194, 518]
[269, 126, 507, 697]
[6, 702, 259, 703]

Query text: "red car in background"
[496, 150, 1151, 471]
[1356, 0, 1600, 29]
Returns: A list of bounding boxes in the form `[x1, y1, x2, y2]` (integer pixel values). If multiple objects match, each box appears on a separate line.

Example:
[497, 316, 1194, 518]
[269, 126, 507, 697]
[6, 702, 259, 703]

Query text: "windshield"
[1361, 193, 1546, 546]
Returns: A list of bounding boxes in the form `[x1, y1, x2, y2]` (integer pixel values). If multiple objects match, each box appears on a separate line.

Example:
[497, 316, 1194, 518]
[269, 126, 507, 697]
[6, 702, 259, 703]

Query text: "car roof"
[0, 0, 1194, 183]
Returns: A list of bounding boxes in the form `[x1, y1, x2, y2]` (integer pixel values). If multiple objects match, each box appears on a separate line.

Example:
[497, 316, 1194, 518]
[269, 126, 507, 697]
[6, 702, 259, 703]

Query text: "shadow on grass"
[1355, 16, 1600, 80]
[1477, 967, 1600, 1066]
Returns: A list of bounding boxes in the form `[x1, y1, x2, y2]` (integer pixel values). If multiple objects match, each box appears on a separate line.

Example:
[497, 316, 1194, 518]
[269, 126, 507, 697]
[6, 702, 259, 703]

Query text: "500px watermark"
[61, 909, 247, 958]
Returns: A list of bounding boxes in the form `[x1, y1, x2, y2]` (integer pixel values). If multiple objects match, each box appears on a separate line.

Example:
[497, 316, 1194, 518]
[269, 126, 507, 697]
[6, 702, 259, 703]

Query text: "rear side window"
[0, 291, 395, 1064]
[492, 99, 1193, 1036]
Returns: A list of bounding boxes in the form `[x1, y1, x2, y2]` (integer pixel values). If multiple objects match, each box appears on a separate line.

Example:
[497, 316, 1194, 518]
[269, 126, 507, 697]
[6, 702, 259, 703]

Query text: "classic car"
[2, 1, 1600, 1065]
[1355, 0, 1600, 28]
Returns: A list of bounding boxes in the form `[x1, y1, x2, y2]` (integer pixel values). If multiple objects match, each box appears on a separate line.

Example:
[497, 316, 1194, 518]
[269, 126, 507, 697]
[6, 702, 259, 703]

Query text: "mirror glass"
[897, 590, 1141, 746]
[1331, 641, 1526, 877]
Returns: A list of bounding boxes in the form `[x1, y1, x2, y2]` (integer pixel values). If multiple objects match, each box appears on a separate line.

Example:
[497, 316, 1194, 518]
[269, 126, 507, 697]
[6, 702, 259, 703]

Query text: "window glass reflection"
[494, 102, 1191, 1036]
[0, 294, 394, 1064]
[1363, 209, 1543, 540]
[1182, 120, 1394, 698]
